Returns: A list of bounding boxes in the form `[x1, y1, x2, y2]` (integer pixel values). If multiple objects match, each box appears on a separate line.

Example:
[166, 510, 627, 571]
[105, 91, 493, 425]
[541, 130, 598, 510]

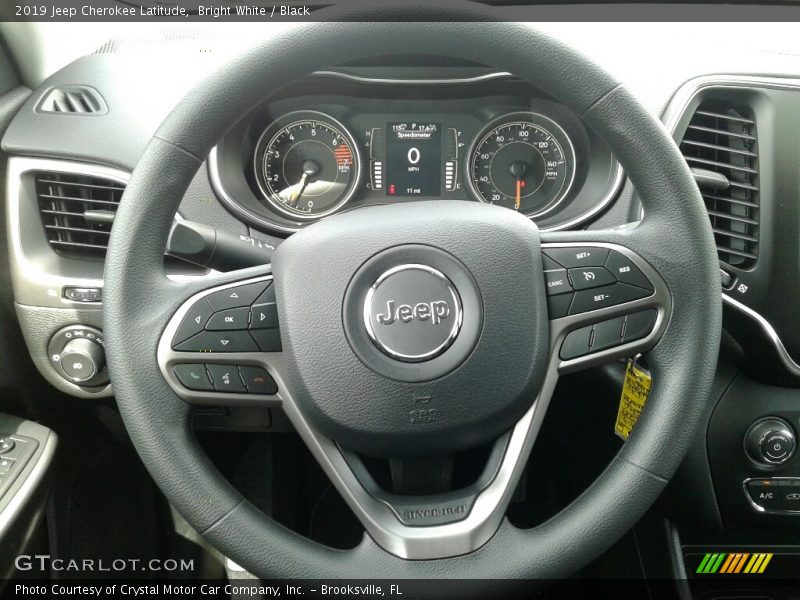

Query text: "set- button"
[543, 247, 655, 318]
[172, 280, 282, 352]
[173, 363, 278, 395]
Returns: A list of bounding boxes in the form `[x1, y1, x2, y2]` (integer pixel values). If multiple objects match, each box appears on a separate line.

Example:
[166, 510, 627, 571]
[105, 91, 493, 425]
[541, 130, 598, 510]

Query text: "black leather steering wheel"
[104, 18, 721, 587]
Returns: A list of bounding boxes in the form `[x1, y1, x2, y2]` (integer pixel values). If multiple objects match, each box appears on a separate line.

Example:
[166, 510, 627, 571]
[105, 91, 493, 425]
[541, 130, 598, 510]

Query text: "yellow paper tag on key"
[615, 359, 652, 441]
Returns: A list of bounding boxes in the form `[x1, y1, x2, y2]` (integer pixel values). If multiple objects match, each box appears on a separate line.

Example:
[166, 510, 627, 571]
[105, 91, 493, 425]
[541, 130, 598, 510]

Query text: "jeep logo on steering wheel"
[376, 299, 451, 326]
[363, 264, 463, 363]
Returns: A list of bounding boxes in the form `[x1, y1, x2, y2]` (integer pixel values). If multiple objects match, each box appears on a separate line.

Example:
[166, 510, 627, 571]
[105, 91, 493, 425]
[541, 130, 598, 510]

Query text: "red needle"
[515, 178, 522, 210]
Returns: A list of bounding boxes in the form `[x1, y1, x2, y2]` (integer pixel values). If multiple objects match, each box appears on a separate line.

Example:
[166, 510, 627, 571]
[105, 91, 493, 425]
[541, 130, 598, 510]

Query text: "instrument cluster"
[209, 72, 624, 235]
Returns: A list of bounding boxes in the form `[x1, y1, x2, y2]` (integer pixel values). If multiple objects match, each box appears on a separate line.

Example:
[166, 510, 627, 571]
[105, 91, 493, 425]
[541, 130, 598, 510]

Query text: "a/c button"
[747, 479, 783, 510]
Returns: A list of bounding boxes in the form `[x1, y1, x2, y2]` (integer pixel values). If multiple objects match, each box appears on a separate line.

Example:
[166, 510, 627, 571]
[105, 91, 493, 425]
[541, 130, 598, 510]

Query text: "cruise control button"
[174, 331, 258, 353]
[239, 366, 278, 395]
[173, 299, 213, 346]
[591, 317, 625, 352]
[544, 247, 610, 269]
[605, 251, 654, 291]
[779, 480, 800, 512]
[623, 310, 658, 343]
[250, 303, 279, 329]
[206, 364, 247, 393]
[544, 269, 572, 296]
[206, 281, 268, 311]
[173, 364, 213, 391]
[547, 293, 573, 319]
[747, 479, 783, 510]
[569, 283, 652, 315]
[206, 307, 250, 331]
[568, 266, 616, 290]
[560, 325, 592, 359]
[250, 329, 282, 352]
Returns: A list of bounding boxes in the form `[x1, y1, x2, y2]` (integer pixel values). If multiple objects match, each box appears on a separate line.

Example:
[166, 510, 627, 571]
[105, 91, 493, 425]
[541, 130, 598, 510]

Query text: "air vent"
[37, 86, 107, 115]
[35, 172, 124, 260]
[680, 99, 759, 268]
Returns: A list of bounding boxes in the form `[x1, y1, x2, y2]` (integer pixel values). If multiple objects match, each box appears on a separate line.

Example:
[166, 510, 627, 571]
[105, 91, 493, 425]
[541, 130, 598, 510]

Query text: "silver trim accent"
[252, 110, 363, 221]
[464, 111, 577, 220]
[722, 295, 800, 376]
[742, 477, 800, 516]
[662, 75, 800, 376]
[363, 264, 463, 363]
[311, 69, 515, 86]
[663, 75, 800, 137]
[157, 242, 670, 559]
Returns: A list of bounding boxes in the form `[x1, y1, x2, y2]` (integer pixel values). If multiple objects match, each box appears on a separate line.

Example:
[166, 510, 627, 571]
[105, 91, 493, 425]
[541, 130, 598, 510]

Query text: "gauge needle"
[289, 160, 319, 206]
[509, 161, 527, 211]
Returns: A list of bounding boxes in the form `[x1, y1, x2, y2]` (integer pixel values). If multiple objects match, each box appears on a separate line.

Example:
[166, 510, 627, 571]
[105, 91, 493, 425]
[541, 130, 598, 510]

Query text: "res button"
[605, 250, 654, 291]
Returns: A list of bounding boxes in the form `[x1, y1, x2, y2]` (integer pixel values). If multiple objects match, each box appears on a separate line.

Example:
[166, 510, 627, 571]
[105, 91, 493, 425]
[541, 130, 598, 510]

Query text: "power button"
[745, 417, 796, 467]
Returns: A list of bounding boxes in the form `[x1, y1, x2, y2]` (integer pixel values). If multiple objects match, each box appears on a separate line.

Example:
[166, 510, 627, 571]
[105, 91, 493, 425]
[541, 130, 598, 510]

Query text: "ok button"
[206, 307, 250, 331]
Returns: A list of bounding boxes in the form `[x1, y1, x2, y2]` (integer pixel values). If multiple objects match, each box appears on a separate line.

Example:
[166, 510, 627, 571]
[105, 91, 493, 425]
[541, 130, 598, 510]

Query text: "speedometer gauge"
[466, 112, 576, 218]
[254, 111, 362, 220]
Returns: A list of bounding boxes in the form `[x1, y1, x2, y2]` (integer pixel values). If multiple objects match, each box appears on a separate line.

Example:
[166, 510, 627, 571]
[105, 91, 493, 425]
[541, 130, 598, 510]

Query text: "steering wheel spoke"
[277, 361, 561, 560]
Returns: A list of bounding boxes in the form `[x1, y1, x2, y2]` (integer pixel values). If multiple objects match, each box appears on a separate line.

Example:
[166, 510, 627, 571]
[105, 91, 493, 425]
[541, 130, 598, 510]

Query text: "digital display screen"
[386, 123, 442, 197]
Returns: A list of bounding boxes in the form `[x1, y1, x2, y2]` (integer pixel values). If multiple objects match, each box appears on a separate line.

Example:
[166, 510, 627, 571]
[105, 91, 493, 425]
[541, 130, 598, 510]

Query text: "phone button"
[173, 364, 213, 391]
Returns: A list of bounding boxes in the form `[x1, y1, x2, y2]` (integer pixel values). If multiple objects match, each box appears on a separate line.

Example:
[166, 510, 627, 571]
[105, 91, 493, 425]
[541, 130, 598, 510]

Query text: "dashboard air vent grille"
[35, 172, 124, 260]
[37, 86, 107, 115]
[680, 99, 759, 268]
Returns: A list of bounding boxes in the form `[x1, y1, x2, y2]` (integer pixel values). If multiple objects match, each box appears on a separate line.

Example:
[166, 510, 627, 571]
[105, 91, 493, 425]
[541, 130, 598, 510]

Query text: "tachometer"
[254, 111, 361, 220]
[466, 112, 576, 218]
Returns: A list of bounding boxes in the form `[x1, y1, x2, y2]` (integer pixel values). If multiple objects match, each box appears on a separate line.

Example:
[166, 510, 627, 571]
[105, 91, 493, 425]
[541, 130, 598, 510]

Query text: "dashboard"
[210, 70, 622, 234]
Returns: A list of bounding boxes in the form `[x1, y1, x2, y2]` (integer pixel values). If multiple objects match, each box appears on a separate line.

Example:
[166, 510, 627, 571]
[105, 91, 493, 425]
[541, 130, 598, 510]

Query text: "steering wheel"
[104, 18, 721, 585]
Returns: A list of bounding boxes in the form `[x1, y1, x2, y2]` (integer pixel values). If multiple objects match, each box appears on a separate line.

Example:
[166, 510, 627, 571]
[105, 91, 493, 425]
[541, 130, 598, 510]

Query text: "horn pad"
[271, 201, 548, 458]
